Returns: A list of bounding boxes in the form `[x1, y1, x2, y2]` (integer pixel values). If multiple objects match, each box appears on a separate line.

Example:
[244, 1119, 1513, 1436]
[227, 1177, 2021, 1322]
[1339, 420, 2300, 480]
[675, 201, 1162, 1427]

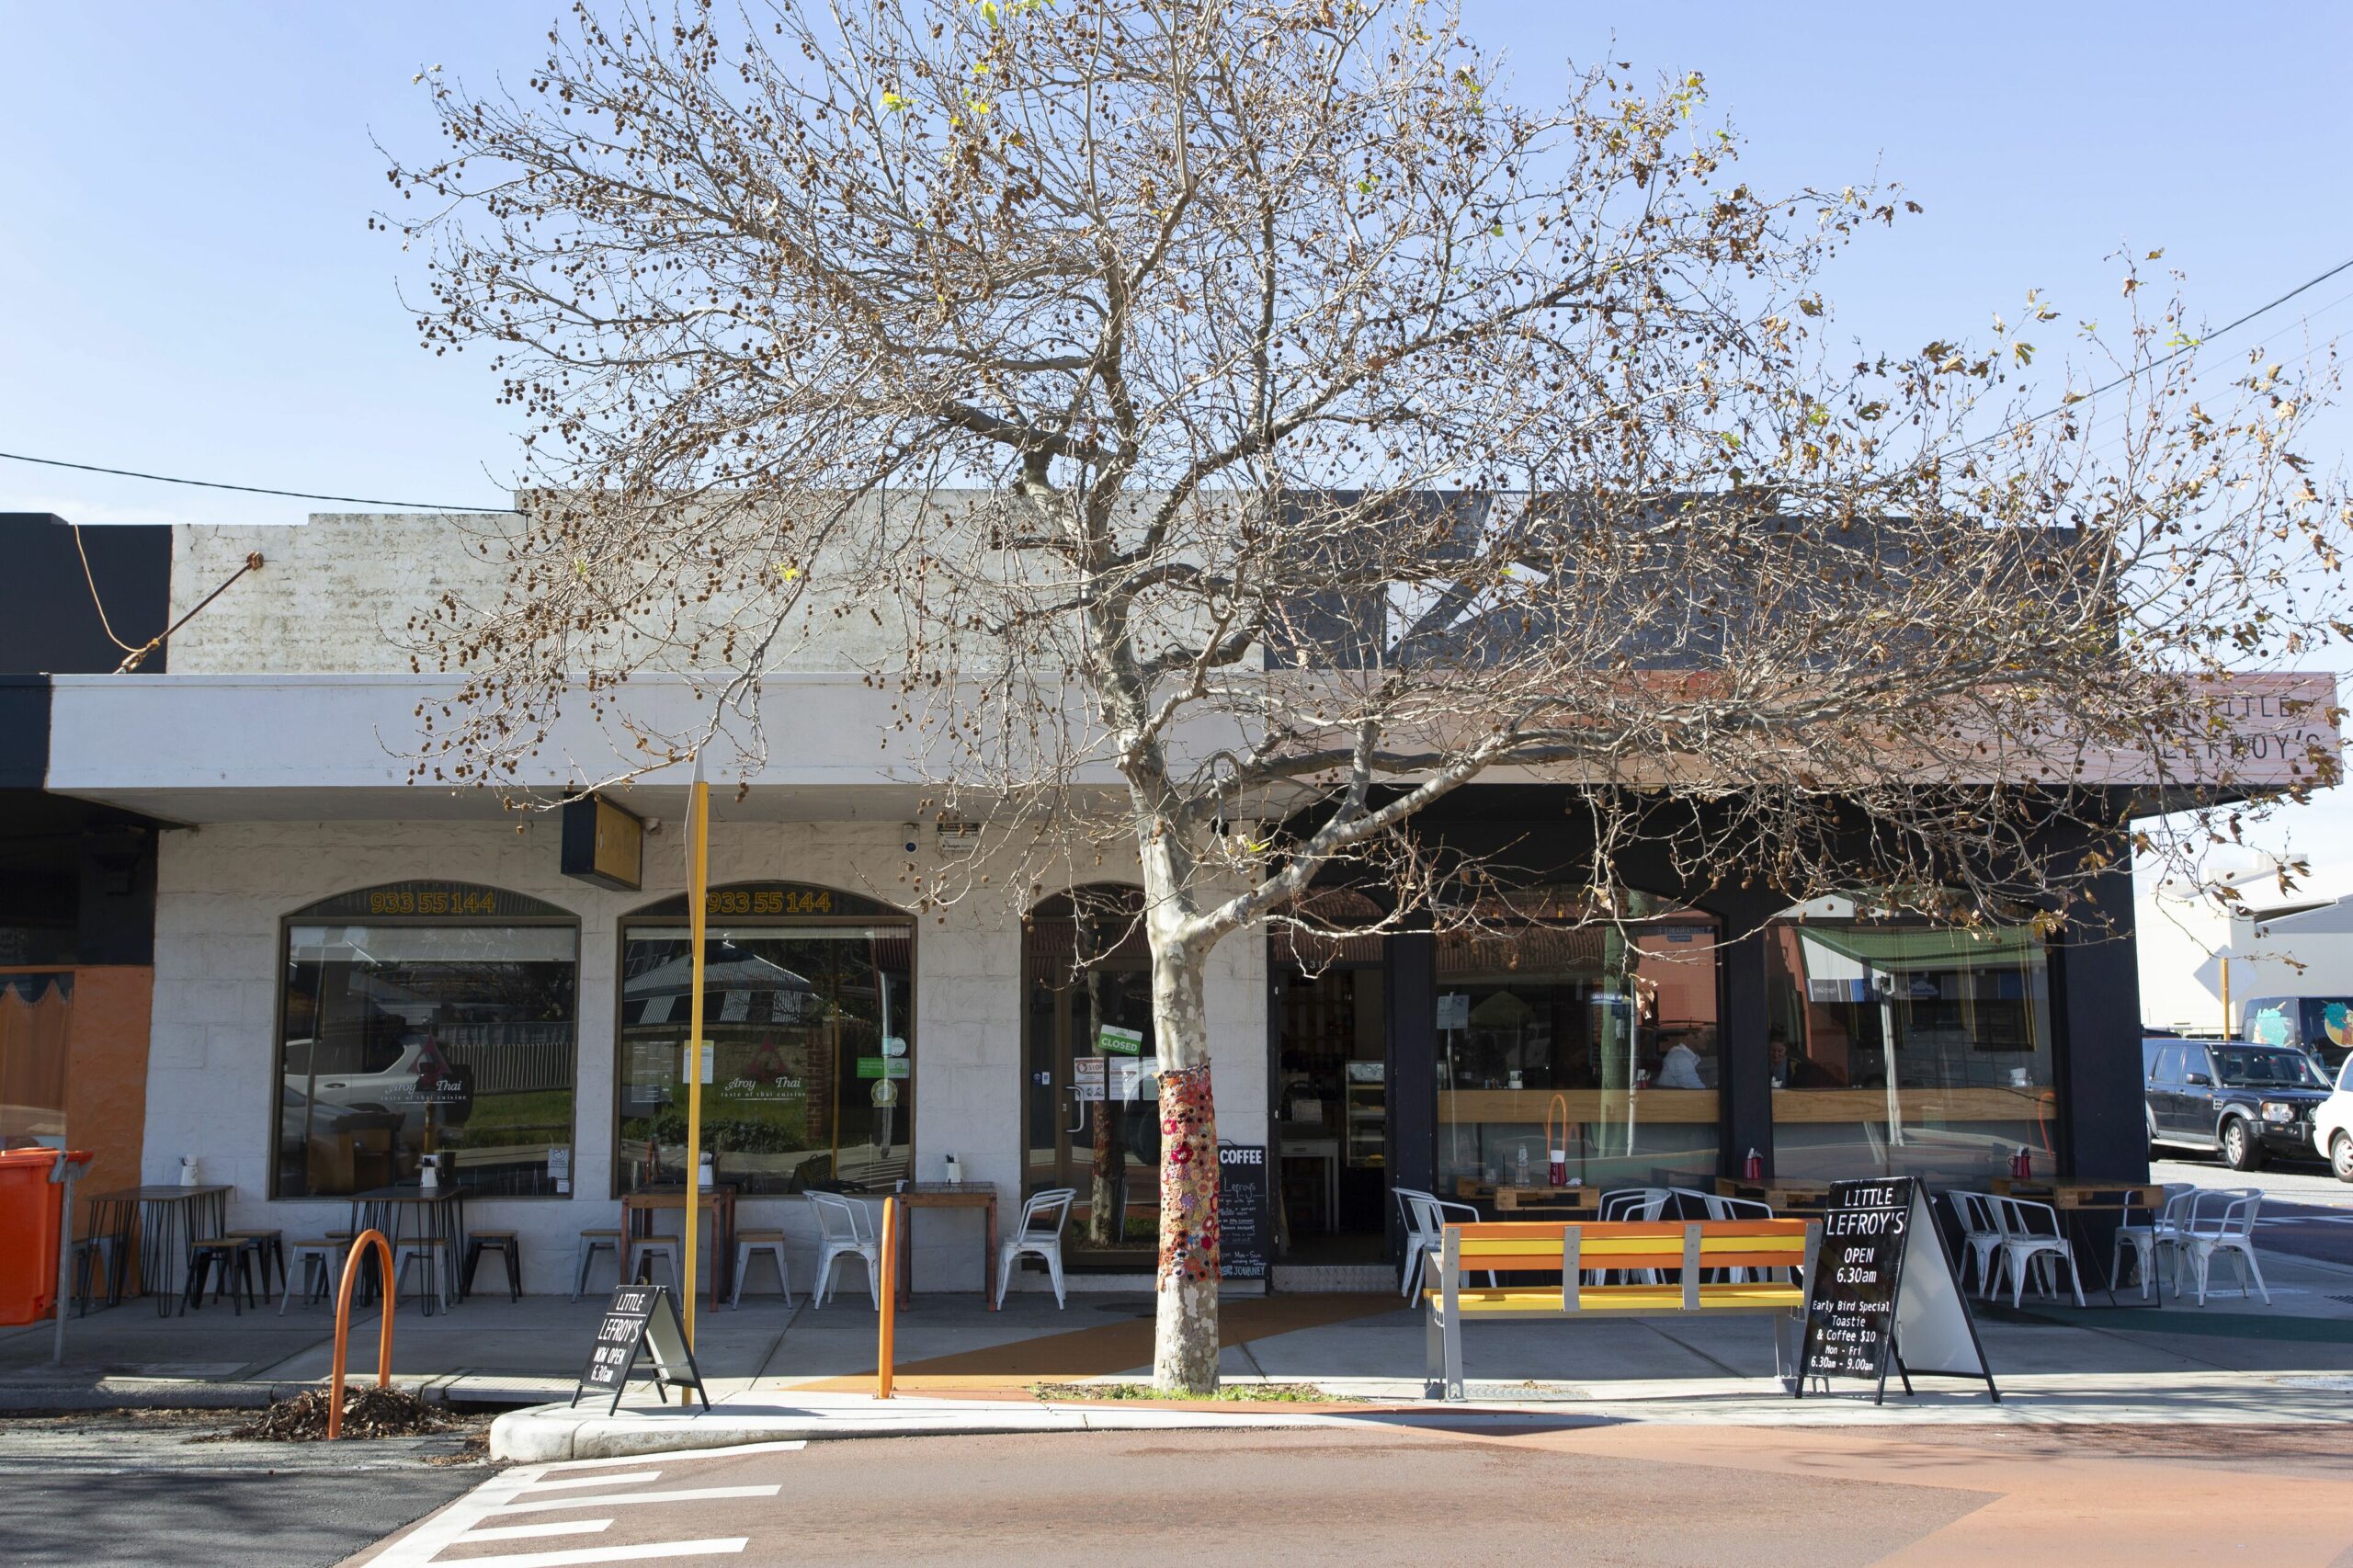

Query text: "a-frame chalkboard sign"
[1793, 1176, 1998, 1405]
[572, 1283, 712, 1415]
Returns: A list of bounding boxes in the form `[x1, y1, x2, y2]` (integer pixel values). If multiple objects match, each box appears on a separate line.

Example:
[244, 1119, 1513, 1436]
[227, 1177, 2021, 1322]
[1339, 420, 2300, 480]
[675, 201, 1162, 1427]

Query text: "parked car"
[2241, 995, 2353, 1077]
[2143, 1037, 2331, 1170]
[2310, 1055, 2353, 1180]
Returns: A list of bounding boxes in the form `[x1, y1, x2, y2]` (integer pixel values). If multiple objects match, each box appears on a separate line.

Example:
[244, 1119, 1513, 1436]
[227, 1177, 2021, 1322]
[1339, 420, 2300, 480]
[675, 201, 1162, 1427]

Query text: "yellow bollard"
[877, 1197, 899, 1399]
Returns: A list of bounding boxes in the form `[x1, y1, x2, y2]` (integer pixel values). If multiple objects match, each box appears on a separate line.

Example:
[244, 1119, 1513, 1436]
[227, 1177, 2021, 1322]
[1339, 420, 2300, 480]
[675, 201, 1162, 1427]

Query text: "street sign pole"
[682, 754, 710, 1348]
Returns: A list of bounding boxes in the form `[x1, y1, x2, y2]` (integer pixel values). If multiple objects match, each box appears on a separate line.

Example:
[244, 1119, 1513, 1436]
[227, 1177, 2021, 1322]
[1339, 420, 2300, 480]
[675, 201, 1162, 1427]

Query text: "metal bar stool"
[222, 1230, 288, 1304]
[283, 1236, 352, 1313]
[70, 1233, 118, 1315]
[626, 1234, 683, 1293]
[574, 1228, 622, 1301]
[730, 1229, 792, 1308]
[462, 1230, 524, 1301]
[392, 1203, 457, 1315]
[183, 1237, 259, 1313]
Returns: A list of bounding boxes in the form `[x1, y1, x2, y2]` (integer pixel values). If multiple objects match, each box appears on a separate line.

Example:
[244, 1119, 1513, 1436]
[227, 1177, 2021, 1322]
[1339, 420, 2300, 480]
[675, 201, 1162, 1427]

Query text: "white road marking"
[360, 1449, 796, 1566]
[362, 1466, 558, 1567]
[490, 1485, 782, 1517]
[455, 1521, 617, 1543]
[522, 1471, 664, 1491]
[418, 1541, 746, 1568]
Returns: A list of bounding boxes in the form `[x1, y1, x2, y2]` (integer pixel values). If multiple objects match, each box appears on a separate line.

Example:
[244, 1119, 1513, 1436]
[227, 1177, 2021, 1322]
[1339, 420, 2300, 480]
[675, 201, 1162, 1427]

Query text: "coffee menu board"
[1218, 1142, 1271, 1279]
[1795, 1176, 1997, 1403]
[1800, 1178, 1912, 1384]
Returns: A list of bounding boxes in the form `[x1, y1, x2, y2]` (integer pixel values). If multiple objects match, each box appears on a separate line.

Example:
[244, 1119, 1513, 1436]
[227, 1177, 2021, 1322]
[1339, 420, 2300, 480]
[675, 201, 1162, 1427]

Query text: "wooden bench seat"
[1426, 1219, 1820, 1399]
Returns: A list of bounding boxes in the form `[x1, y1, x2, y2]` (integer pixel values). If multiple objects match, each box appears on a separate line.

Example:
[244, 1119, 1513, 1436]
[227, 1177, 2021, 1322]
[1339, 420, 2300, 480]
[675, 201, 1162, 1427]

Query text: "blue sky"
[5, 2, 2350, 887]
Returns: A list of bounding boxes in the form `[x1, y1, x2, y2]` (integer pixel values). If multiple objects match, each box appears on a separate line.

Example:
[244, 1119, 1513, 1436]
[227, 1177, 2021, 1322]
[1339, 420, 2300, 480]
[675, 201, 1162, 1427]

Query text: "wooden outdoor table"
[1714, 1177, 1834, 1212]
[86, 1185, 231, 1317]
[894, 1182, 1000, 1310]
[348, 1185, 468, 1314]
[1491, 1185, 1600, 1215]
[623, 1186, 737, 1311]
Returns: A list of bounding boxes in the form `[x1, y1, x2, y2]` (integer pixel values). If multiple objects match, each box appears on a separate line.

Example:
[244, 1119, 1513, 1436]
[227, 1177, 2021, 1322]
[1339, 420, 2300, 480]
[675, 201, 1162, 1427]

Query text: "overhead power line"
[1959, 251, 2353, 456]
[0, 449, 515, 513]
[8, 253, 2353, 504]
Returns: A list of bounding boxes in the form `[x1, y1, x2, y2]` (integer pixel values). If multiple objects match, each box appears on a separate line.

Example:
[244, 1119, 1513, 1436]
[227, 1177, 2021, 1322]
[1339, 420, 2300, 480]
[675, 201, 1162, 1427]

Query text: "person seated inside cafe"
[1653, 1031, 1708, 1089]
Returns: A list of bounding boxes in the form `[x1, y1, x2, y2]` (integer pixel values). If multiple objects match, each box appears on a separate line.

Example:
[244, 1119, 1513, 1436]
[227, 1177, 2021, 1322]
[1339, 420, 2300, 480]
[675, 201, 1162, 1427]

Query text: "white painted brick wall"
[146, 819, 1269, 1297]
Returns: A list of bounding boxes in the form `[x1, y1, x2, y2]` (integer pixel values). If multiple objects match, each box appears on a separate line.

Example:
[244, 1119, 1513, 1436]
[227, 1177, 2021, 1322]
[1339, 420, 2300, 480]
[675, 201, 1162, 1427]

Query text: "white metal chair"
[994, 1187, 1076, 1308]
[730, 1228, 792, 1309]
[1599, 1187, 1674, 1221]
[2110, 1184, 2194, 1301]
[1674, 1188, 1774, 1282]
[1597, 1188, 1674, 1283]
[1394, 1188, 1493, 1299]
[806, 1192, 881, 1308]
[2173, 1187, 2269, 1307]
[1948, 1191, 2006, 1297]
[1989, 1196, 2086, 1308]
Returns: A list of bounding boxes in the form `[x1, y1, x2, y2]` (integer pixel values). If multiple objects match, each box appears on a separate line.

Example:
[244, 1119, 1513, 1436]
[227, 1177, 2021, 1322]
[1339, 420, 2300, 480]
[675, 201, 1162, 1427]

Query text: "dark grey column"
[1718, 915, 1776, 1179]
[2057, 862, 2148, 1181]
[1384, 929, 1437, 1260]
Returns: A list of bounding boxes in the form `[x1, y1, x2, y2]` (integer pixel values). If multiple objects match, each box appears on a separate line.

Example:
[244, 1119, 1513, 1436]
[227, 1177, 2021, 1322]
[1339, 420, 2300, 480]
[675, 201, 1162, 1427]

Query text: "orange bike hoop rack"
[876, 1196, 900, 1399]
[326, 1228, 395, 1440]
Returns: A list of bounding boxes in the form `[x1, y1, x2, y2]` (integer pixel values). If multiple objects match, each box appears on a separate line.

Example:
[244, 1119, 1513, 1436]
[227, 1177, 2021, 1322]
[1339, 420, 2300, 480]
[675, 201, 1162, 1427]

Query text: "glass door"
[1024, 939, 1160, 1268]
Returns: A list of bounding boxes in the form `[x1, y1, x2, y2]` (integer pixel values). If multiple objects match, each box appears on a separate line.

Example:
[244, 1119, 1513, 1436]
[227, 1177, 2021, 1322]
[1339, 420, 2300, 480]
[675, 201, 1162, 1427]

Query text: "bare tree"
[386, 0, 2347, 1389]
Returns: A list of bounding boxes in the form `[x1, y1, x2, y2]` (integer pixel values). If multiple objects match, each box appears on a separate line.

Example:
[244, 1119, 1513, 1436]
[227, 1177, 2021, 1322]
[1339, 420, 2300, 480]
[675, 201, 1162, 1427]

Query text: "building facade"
[33, 508, 2335, 1294]
[0, 514, 170, 1205]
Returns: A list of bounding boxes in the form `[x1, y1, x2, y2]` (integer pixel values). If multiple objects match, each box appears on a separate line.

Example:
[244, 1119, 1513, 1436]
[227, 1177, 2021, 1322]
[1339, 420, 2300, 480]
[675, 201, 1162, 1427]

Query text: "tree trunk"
[1150, 937, 1221, 1392]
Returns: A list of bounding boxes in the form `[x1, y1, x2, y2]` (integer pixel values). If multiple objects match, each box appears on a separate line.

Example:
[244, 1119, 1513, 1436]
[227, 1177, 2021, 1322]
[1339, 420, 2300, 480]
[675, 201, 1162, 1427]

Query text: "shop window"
[0, 973, 72, 1150]
[617, 882, 912, 1196]
[1764, 899, 2057, 1184]
[275, 882, 578, 1199]
[1435, 890, 1721, 1192]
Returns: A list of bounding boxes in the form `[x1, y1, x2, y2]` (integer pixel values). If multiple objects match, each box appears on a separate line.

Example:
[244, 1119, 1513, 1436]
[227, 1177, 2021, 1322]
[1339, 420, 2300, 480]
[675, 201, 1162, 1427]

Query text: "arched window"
[615, 881, 913, 1195]
[275, 881, 579, 1199]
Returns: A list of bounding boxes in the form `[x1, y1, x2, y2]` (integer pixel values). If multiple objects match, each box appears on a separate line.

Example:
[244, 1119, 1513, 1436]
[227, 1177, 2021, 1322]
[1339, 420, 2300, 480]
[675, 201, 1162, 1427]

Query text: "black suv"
[2143, 1038, 2331, 1170]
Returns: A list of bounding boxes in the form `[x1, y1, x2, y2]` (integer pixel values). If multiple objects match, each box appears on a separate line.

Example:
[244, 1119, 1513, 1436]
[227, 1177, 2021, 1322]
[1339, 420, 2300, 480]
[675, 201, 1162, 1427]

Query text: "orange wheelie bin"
[0, 1148, 91, 1324]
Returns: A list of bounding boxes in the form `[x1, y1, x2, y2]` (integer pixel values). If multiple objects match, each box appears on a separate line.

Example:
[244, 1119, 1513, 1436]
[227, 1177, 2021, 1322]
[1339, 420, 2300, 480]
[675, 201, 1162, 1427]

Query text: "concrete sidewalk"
[8, 1243, 2351, 1453]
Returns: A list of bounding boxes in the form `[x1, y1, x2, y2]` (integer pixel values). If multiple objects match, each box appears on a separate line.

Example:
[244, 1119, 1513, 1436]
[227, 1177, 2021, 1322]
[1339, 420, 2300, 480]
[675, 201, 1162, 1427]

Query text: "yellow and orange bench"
[1424, 1218, 1821, 1400]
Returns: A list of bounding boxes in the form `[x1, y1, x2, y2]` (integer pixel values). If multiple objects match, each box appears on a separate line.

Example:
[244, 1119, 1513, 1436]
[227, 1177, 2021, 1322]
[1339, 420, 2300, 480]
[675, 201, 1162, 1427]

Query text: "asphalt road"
[2151, 1155, 2353, 1269]
[348, 1422, 2353, 1567]
[0, 1410, 493, 1568]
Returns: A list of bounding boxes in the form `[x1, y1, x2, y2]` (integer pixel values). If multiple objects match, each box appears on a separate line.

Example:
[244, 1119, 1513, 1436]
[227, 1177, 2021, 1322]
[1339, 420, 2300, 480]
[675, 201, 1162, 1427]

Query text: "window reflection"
[617, 921, 912, 1194]
[276, 921, 578, 1198]
[1765, 902, 2057, 1183]
[1436, 893, 1721, 1191]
